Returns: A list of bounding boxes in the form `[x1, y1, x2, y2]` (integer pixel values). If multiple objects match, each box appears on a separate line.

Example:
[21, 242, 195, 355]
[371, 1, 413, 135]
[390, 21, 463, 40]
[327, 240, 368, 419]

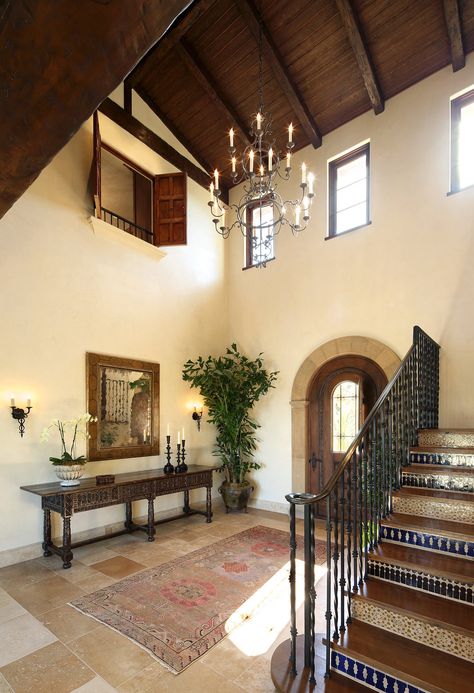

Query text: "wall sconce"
[192, 405, 203, 432]
[10, 396, 32, 437]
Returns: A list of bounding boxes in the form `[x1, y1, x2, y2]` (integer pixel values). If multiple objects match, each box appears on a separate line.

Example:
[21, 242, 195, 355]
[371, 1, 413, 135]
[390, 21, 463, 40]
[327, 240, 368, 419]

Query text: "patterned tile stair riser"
[392, 496, 474, 524]
[409, 451, 474, 467]
[331, 651, 430, 693]
[380, 525, 474, 559]
[402, 471, 474, 493]
[367, 559, 473, 604]
[417, 429, 474, 448]
[351, 599, 474, 663]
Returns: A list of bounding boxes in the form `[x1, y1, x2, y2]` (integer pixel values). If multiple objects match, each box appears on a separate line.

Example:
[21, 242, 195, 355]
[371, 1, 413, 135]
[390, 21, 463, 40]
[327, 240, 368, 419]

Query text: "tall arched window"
[332, 380, 359, 452]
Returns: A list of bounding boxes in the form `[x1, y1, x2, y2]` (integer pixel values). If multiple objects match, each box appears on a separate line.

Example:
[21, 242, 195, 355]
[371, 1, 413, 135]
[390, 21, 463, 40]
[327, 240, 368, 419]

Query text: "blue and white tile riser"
[331, 651, 429, 693]
[402, 470, 474, 493]
[409, 451, 474, 467]
[380, 524, 474, 559]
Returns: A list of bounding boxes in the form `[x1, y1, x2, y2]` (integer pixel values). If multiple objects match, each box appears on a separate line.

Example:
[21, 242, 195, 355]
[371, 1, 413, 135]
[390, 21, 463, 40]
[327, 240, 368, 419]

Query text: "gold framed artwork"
[86, 353, 160, 461]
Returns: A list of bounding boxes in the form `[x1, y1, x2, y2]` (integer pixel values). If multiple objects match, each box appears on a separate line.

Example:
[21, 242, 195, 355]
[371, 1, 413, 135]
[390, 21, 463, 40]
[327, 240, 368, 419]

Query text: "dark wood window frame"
[450, 88, 474, 194]
[243, 197, 275, 269]
[327, 142, 371, 239]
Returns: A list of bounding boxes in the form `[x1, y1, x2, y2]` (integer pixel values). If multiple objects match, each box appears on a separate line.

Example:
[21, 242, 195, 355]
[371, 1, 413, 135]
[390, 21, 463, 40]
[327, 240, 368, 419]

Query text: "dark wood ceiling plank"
[176, 39, 252, 144]
[133, 85, 214, 177]
[443, 0, 465, 71]
[334, 0, 384, 115]
[0, 0, 192, 220]
[98, 97, 229, 204]
[128, 0, 218, 87]
[233, 0, 322, 148]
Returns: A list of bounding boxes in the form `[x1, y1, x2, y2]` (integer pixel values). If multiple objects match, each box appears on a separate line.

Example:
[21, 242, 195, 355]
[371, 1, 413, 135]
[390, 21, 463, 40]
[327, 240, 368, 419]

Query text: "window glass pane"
[251, 203, 274, 265]
[458, 100, 474, 189]
[336, 178, 367, 213]
[332, 380, 359, 453]
[336, 202, 367, 234]
[336, 155, 366, 191]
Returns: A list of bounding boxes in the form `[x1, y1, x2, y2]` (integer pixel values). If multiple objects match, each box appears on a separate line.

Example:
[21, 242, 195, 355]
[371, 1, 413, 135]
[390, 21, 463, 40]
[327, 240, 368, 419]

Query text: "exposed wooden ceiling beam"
[133, 84, 215, 179]
[0, 0, 192, 220]
[99, 98, 229, 204]
[123, 83, 132, 114]
[234, 0, 322, 148]
[443, 0, 465, 72]
[335, 0, 384, 115]
[128, 0, 218, 88]
[177, 40, 252, 145]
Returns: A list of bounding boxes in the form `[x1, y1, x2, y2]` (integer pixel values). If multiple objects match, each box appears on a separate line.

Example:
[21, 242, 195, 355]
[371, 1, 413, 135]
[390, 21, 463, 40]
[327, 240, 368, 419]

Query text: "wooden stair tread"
[411, 445, 474, 454]
[396, 487, 473, 502]
[356, 580, 474, 632]
[369, 542, 474, 580]
[406, 464, 474, 475]
[334, 620, 474, 692]
[383, 512, 474, 538]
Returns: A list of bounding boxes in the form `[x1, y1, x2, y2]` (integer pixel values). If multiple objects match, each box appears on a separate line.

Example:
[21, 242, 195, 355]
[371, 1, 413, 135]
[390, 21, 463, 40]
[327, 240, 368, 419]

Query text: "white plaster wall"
[0, 103, 227, 554]
[227, 58, 474, 508]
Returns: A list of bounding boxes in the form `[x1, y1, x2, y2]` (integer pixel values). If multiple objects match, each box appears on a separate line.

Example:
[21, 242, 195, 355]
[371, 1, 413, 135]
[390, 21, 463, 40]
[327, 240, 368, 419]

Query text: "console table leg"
[147, 498, 156, 542]
[125, 501, 133, 531]
[42, 507, 52, 556]
[206, 486, 212, 523]
[183, 490, 190, 514]
[62, 515, 73, 569]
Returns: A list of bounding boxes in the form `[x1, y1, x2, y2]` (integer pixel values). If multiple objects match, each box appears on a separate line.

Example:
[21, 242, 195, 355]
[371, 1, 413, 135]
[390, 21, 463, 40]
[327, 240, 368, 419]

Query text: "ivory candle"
[249, 150, 254, 173]
[209, 182, 214, 202]
[268, 147, 273, 171]
[308, 172, 315, 196]
[301, 162, 307, 185]
[295, 205, 301, 227]
[288, 123, 293, 143]
[286, 152, 291, 169]
[229, 128, 234, 148]
[231, 156, 236, 173]
[256, 112, 262, 130]
[214, 169, 219, 190]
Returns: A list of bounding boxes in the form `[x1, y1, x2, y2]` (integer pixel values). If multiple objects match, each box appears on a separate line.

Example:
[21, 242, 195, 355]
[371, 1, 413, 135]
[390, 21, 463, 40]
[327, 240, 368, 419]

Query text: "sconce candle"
[10, 396, 33, 437]
[192, 404, 203, 431]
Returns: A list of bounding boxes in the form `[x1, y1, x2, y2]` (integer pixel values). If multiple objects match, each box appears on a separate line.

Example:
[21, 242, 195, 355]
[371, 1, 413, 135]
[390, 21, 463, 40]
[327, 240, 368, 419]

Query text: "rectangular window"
[451, 88, 474, 193]
[245, 200, 274, 268]
[328, 143, 370, 237]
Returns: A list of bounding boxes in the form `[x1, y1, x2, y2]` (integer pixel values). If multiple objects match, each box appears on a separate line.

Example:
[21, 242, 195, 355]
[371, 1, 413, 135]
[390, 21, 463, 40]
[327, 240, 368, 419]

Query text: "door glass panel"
[332, 380, 359, 452]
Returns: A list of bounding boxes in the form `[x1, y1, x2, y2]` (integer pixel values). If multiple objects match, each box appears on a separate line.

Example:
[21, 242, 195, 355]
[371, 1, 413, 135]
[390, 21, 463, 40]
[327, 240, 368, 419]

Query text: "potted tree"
[182, 344, 277, 512]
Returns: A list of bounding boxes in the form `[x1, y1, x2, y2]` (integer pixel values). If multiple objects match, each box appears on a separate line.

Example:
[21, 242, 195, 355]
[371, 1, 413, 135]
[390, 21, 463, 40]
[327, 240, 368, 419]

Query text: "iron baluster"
[305, 504, 316, 684]
[361, 435, 367, 582]
[339, 472, 346, 635]
[353, 446, 359, 592]
[346, 459, 353, 622]
[325, 496, 332, 679]
[332, 483, 340, 640]
[289, 503, 297, 675]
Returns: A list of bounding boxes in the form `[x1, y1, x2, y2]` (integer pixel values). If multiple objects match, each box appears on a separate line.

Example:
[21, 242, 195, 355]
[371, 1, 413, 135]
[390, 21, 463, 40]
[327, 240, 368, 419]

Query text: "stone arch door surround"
[291, 336, 401, 493]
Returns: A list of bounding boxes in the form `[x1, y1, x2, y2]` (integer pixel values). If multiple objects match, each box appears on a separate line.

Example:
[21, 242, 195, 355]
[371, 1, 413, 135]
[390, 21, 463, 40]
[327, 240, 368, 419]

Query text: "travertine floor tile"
[71, 545, 119, 566]
[0, 673, 12, 692]
[90, 556, 146, 579]
[6, 575, 84, 616]
[0, 612, 57, 667]
[154, 661, 244, 693]
[76, 574, 117, 593]
[52, 561, 102, 584]
[0, 591, 26, 625]
[72, 676, 117, 692]
[0, 640, 94, 693]
[117, 661, 168, 692]
[68, 625, 154, 687]
[201, 637, 255, 680]
[0, 559, 52, 590]
[234, 655, 276, 692]
[39, 604, 101, 643]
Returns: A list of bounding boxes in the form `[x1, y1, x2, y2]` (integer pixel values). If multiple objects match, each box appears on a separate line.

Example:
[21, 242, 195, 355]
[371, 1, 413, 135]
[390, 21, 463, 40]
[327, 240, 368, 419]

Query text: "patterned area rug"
[71, 525, 326, 673]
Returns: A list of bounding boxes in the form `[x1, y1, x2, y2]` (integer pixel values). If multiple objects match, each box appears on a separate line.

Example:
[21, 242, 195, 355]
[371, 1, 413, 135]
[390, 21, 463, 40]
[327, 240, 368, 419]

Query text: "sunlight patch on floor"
[226, 559, 327, 657]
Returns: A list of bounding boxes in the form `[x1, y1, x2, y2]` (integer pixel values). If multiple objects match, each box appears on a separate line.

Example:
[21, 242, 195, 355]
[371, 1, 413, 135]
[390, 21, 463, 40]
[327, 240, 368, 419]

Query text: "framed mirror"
[86, 353, 160, 461]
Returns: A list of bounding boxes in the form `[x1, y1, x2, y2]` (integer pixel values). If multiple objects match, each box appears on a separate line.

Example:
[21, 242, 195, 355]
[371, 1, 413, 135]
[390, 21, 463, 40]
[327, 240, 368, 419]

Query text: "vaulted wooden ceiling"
[1, 0, 473, 220]
[126, 0, 474, 189]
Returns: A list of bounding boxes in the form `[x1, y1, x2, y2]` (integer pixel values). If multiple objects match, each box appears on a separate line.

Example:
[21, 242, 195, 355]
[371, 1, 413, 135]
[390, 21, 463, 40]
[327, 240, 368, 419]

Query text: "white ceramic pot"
[54, 464, 85, 486]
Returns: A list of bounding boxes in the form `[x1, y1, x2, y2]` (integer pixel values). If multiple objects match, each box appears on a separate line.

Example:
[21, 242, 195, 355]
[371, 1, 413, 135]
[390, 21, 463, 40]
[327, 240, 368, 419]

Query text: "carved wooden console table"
[21, 465, 217, 569]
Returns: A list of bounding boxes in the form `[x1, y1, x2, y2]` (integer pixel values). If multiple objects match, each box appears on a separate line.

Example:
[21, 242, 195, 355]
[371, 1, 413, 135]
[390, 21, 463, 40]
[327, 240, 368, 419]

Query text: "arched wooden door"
[308, 355, 387, 495]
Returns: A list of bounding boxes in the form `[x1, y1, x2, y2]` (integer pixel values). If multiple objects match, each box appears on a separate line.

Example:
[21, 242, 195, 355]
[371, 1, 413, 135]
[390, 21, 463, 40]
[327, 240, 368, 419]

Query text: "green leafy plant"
[182, 344, 278, 483]
[41, 413, 97, 465]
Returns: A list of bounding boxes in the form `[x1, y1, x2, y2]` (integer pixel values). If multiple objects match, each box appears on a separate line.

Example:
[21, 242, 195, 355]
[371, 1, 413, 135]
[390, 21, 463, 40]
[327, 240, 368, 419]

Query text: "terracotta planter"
[218, 480, 254, 513]
[54, 464, 85, 486]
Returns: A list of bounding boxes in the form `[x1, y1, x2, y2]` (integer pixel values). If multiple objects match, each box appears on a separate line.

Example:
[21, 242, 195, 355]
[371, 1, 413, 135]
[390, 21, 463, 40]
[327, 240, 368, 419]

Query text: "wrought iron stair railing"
[285, 326, 440, 683]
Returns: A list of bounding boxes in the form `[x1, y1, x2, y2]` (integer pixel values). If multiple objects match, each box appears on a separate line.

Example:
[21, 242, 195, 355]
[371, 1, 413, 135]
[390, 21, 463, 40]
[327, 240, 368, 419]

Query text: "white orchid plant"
[41, 413, 97, 466]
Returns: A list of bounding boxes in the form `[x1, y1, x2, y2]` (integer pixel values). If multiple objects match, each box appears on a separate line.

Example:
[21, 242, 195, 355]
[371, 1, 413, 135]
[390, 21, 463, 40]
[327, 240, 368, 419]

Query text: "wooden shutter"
[153, 172, 187, 246]
[88, 111, 101, 217]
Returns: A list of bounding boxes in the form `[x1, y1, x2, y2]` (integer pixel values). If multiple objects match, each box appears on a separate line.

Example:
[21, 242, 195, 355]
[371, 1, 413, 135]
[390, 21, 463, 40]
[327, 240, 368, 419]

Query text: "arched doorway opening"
[290, 336, 401, 494]
[308, 355, 387, 494]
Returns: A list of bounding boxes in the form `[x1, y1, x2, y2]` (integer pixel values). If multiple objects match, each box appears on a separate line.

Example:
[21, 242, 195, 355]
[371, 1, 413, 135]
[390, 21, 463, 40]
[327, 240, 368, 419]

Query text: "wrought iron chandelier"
[208, 6, 315, 267]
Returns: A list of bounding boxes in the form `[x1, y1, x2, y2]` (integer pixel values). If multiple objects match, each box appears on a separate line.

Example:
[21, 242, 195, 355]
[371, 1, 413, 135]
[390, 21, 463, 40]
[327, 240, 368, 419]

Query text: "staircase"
[331, 428, 474, 692]
[272, 328, 474, 692]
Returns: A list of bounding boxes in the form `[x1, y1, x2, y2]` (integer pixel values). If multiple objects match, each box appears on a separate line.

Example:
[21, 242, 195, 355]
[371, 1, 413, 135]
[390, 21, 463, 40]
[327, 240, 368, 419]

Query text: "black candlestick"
[163, 435, 174, 474]
[175, 439, 187, 473]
